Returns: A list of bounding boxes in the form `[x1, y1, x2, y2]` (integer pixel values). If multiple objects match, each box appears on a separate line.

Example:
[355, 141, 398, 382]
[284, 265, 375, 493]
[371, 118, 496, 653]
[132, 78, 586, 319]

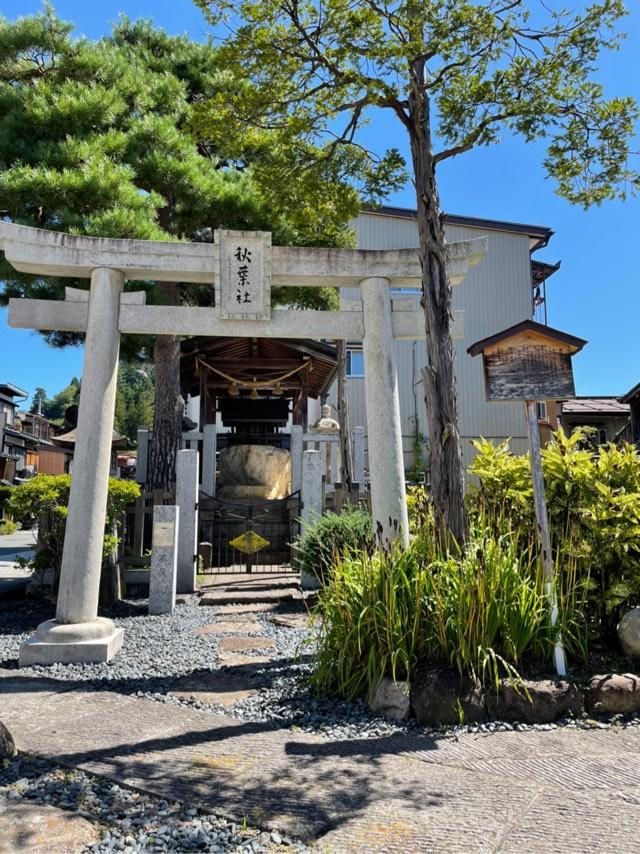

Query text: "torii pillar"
[1, 222, 486, 665]
[22, 268, 125, 663]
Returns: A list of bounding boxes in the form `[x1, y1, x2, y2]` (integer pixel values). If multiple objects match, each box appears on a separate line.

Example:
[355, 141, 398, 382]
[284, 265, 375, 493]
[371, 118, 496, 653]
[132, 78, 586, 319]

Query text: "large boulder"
[486, 679, 582, 724]
[587, 673, 640, 714]
[370, 676, 411, 721]
[0, 721, 16, 759]
[618, 608, 640, 660]
[218, 445, 291, 500]
[411, 665, 486, 726]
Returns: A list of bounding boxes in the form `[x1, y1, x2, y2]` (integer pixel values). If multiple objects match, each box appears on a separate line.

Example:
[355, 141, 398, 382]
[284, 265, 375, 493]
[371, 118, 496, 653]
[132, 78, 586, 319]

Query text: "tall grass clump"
[311, 512, 561, 701]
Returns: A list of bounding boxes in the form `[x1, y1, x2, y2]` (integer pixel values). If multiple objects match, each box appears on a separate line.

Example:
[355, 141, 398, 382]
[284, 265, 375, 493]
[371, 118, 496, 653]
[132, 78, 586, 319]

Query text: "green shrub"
[8, 475, 140, 588]
[311, 518, 560, 701]
[468, 430, 640, 644]
[0, 519, 17, 535]
[295, 505, 375, 584]
[0, 485, 13, 516]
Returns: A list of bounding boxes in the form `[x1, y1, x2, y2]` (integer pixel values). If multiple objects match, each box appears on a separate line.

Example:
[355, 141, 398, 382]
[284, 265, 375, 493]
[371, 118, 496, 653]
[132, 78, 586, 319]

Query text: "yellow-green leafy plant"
[469, 430, 640, 645]
[9, 475, 140, 592]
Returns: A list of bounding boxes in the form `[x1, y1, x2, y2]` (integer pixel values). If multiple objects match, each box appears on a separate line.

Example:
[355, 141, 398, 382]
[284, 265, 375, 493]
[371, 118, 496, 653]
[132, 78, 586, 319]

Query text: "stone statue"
[311, 404, 340, 434]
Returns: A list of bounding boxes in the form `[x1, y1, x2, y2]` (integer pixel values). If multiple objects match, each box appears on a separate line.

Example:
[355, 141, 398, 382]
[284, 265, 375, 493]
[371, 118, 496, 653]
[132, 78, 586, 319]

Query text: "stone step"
[198, 576, 299, 597]
[199, 587, 300, 606]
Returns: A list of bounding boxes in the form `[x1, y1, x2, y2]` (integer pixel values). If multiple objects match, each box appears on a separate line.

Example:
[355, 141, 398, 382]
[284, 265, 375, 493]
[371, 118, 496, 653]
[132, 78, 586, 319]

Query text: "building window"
[346, 349, 365, 377]
[391, 286, 421, 296]
[536, 401, 548, 422]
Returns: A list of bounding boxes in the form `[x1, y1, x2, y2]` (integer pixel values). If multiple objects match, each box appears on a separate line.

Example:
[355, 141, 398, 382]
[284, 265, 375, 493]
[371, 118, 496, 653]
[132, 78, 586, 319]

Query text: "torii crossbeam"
[1, 222, 486, 665]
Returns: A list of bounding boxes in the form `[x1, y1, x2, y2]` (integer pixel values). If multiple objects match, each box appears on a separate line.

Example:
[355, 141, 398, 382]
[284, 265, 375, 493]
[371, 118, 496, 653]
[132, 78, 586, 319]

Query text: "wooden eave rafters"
[180, 336, 337, 401]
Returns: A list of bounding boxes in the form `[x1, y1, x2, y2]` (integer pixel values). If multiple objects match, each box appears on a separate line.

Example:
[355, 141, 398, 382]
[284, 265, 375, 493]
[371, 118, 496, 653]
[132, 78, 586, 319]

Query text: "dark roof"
[531, 260, 561, 287]
[0, 383, 28, 399]
[620, 382, 640, 404]
[2, 426, 46, 446]
[467, 320, 587, 357]
[561, 398, 630, 417]
[362, 205, 553, 251]
[53, 428, 130, 450]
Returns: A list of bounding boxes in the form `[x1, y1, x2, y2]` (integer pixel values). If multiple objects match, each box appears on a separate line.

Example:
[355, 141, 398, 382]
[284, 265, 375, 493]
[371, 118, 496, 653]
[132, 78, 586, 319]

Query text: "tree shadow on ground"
[42, 715, 446, 840]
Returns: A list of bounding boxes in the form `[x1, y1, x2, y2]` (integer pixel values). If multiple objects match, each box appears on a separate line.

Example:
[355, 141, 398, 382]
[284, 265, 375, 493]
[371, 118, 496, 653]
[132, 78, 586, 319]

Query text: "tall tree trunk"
[148, 282, 184, 491]
[408, 69, 467, 545]
[336, 339, 353, 490]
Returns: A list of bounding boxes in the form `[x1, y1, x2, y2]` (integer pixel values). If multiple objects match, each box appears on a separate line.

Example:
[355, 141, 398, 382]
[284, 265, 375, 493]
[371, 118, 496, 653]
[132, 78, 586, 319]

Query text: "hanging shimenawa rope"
[196, 355, 311, 389]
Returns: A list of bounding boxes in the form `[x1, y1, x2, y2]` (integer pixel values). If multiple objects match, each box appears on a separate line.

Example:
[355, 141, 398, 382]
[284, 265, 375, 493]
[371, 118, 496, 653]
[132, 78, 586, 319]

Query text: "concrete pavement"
[1, 669, 639, 852]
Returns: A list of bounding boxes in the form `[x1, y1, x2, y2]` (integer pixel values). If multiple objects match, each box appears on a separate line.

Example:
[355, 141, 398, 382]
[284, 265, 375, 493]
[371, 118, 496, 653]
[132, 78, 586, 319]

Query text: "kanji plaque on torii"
[217, 229, 271, 321]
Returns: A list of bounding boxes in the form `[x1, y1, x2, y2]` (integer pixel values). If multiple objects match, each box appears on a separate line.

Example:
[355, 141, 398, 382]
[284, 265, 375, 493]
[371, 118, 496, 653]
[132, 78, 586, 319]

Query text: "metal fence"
[198, 492, 301, 574]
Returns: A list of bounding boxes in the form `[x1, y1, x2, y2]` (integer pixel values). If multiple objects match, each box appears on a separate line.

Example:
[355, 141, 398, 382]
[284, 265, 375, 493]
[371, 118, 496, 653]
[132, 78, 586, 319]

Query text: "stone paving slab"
[218, 636, 277, 653]
[195, 620, 264, 635]
[1, 674, 640, 851]
[169, 663, 272, 708]
[0, 799, 98, 853]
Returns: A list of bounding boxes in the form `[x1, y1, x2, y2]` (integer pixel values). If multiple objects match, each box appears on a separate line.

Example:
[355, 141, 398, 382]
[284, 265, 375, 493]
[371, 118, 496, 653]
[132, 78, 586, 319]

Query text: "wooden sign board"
[217, 229, 272, 321]
[467, 321, 587, 403]
[483, 344, 575, 401]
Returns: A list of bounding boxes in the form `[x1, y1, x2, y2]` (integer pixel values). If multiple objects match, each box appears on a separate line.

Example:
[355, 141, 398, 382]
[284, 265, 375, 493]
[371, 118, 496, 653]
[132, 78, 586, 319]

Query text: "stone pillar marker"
[201, 424, 217, 497]
[352, 426, 365, 486]
[290, 424, 303, 494]
[301, 449, 322, 525]
[135, 427, 149, 485]
[176, 449, 199, 593]
[360, 276, 409, 548]
[149, 505, 179, 616]
[20, 267, 125, 666]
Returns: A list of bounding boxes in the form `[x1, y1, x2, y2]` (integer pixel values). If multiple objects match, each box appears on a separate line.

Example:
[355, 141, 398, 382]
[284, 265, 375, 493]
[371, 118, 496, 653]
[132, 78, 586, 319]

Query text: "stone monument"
[218, 445, 292, 500]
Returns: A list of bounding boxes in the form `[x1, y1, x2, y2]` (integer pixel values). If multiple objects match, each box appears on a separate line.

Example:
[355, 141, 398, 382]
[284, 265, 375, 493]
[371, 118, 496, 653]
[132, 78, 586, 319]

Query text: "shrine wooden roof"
[180, 337, 337, 401]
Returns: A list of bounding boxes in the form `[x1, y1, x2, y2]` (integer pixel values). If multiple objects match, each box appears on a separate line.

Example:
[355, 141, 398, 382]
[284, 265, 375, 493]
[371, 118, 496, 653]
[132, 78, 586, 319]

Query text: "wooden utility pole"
[525, 400, 567, 676]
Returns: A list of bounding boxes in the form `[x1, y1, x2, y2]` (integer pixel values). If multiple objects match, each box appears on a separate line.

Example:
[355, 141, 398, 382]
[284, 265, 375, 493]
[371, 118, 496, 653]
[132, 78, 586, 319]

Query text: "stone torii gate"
[1, 222, 485, 665]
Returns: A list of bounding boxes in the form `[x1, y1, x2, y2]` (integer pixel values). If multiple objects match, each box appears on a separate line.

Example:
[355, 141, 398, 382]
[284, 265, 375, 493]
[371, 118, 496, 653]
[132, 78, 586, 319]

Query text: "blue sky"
[1, 0, 639, 404]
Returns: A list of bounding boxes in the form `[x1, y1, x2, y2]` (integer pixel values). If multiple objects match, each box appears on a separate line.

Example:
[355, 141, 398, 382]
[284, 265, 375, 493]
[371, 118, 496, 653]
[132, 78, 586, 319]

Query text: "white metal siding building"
[331, 207, 556, 472]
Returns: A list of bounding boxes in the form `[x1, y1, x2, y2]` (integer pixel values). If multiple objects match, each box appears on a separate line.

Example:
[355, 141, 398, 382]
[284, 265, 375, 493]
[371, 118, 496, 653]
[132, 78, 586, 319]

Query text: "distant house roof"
[52, 429, 130, 450]
[561, 398, 630, 417]
[0, 383, 28, 399]
[467, 320, 587, 358]
[361, 205, 554, 251]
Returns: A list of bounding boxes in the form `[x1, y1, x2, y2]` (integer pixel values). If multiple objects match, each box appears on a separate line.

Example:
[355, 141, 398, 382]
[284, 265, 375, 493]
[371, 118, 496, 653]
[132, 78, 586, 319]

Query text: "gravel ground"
[2, 598, 640, 742]
[0, 754, 310, 852]
[0, 598, 311, 688]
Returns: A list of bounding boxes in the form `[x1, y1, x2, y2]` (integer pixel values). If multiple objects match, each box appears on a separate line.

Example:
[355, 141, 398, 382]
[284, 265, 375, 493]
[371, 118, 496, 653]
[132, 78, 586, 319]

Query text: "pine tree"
[0, 9, 395, 487]
[28, 387, 47, 415]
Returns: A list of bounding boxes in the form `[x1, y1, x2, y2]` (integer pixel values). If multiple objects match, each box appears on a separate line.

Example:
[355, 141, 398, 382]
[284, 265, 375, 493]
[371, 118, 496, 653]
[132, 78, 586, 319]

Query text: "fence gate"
[198, 492, 300, 574]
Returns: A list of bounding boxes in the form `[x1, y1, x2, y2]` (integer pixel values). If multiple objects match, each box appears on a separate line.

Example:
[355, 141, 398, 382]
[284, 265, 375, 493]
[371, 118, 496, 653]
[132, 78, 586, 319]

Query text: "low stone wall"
[370, 667, 640, 725]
